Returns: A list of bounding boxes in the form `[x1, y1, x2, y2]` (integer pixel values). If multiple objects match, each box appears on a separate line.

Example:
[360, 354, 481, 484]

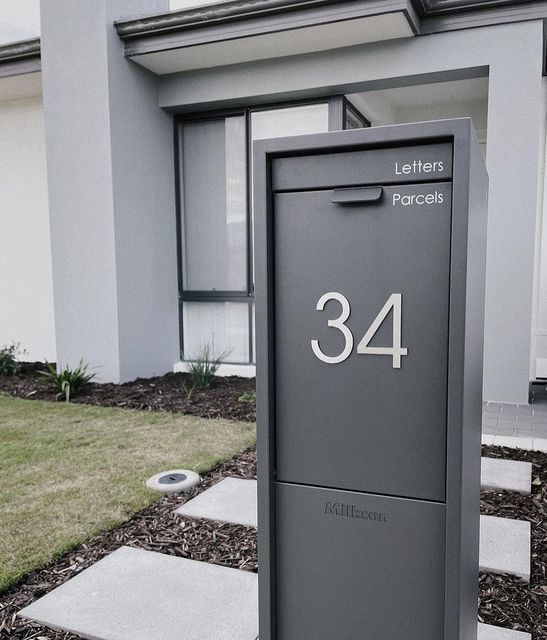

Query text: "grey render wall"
[160, 20, 546, 404]
[41, 0, 178, 383]
[535, 94, 547, 378]
[106, 3, 179, 382]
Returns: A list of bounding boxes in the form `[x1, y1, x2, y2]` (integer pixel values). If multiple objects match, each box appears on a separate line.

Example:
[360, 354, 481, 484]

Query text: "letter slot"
[331, 186, 383, 204]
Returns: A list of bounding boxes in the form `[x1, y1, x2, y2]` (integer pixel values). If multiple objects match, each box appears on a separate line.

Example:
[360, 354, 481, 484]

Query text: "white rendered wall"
[0, 0, 188, 45]
[0, 94, 56, 362]
[533, 110, 547, 378]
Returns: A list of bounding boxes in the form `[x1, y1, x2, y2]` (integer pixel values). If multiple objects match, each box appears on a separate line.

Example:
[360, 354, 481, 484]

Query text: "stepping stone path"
[481, 458, 532, 494]
[19, 454, 534, 640]
[19, 546, 258, 640]
[480, 514, 531, 582]
[18, 546, 530, 640]
[176, 477, 258, 527]
[478, 623, 531, 639]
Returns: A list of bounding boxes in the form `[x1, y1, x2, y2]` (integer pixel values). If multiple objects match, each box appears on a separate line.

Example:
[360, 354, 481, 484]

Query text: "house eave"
[0, 38, 41, 78]
[421, 1, 547, 33]
[115, 1, 420, 74]
[419, 0, 539, 16]
[0, 37, 40, 63]
[115, 0, 378, 39]
[114, 0, 547, 41]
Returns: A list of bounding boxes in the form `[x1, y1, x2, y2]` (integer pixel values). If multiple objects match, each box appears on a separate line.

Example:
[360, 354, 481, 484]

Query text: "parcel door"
[275, 483, 446, 640]
[274, 176, 452, 502]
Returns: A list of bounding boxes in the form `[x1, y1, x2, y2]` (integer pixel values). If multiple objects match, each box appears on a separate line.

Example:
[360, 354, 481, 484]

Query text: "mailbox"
[254, 119, 487, 640]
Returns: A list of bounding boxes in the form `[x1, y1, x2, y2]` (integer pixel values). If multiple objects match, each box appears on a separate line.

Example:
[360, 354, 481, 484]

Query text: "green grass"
[0, 395, 256, 593]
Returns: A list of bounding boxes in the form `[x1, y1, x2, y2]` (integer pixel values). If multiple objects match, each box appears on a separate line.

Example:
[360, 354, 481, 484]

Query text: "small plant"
[185, 344, 227, 400]
[0, 342, 26, 376]
[238, 391, 256, 404]
[40, 360, 96, 402]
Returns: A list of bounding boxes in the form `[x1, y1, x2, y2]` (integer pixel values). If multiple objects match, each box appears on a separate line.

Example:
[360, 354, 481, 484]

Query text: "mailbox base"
[275, 482, 446, 640]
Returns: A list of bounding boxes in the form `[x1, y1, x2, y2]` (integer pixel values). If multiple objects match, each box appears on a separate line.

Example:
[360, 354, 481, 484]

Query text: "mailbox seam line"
[272, 176, 453, 194]
[275, 480, 447, 505]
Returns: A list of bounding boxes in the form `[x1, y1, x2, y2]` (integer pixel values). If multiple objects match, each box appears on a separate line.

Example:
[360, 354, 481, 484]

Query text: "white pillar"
[41, 0, 179, 382]
[532, 121, 547, 380]
[483, 46, 545, 402]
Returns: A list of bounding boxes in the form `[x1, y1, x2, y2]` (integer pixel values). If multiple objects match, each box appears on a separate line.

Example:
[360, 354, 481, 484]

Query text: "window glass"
[344, 103, 370, 130]
[179, 102, 331, 365]
[182, 302, 250, 363]
[250, 103, 330, 237]
[251, 103, 329, 141]
[248, 103, 330, 363]
[180, 116, 247, 292]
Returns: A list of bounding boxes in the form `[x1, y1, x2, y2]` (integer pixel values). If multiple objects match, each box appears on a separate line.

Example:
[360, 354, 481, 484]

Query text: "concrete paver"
[19, 546, 258, 640]
[176, 477, 258, 528]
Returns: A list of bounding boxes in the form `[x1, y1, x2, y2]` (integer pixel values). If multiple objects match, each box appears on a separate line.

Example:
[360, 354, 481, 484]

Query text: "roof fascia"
[116, 0, 379, 39]
[116, 0, 419, 49]
[421, 0, 547, 32]
[0, 38, 41, 78]
[420, 0, 532, 15]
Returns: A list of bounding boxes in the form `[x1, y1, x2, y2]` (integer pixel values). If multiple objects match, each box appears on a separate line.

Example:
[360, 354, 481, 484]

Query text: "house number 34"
[311, 292, 408, 368]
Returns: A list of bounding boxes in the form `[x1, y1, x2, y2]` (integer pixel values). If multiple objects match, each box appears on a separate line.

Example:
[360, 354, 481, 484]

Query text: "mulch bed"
[1, 443, 546, 638]
[479, 446, 547, 637]
[0, 363, 256, 422]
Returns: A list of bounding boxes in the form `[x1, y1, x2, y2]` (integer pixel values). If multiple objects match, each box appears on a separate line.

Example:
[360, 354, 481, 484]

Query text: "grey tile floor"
[482, 401, 547, 439]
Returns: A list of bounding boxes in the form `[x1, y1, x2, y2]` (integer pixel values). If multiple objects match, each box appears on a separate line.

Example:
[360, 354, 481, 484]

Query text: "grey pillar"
[41, 0, 178, 382]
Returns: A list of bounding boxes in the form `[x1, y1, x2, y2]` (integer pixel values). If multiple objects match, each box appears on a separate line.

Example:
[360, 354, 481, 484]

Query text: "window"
[182, 302, 250, 363]
[180, 116, 247, 293]
[251, 103, 330, 141]
[344, 99, 371, 130]
[177, 114, 250, 364]
[176, 98, 368, 364]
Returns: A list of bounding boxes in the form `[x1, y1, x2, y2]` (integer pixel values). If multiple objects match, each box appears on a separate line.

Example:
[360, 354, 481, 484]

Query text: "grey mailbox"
[254, 119, 487, 640]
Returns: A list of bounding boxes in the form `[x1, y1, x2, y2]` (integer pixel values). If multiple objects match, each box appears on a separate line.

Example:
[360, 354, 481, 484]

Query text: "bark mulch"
[2, 445, 547, 639]
[0, 449, 257, 640]
[479, 445, 547, 638]
[0, 363, 256, 422]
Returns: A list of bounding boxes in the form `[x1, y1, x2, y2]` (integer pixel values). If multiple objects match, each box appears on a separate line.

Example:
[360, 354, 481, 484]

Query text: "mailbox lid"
[274, 183, 452, 501]
[275, 482, 446, 640]
[272, 142, 452, 191]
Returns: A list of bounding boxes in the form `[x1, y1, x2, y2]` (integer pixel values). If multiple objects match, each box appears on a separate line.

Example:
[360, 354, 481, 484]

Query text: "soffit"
[116, 0, 419, 75]
[0, 71, 41, 101]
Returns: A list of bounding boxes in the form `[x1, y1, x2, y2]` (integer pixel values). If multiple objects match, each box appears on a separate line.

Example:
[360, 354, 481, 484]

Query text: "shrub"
[238, 392, 256, 404]
[185, 344, 227, 399]
[0, 342, 25, 376]
[40, 360, 96, 402]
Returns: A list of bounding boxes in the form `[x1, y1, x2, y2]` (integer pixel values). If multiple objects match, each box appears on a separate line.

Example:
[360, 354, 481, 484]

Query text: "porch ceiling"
[115, 0, 419, 75]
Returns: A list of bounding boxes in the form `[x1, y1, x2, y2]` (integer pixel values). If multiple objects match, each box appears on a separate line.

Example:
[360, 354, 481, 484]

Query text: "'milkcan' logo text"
[325, 502, 388, 523]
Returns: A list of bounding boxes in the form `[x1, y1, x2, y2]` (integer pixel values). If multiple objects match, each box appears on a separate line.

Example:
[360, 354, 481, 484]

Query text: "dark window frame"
[174, 95, 369, 363]
[343, 96, 372, 129]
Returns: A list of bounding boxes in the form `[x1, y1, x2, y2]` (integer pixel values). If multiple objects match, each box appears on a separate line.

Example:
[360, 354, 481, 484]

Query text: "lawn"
[0, 395, 256, 593]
